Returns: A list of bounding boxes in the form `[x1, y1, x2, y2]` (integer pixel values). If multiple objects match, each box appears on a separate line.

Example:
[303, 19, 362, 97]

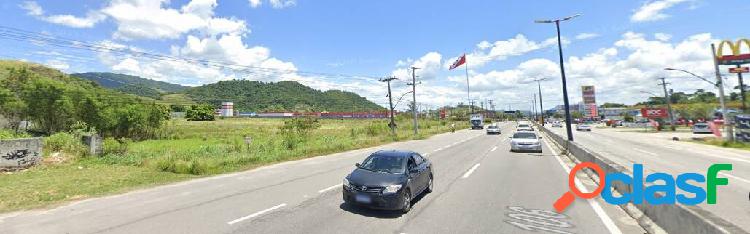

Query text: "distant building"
[220, 102, 234, 117]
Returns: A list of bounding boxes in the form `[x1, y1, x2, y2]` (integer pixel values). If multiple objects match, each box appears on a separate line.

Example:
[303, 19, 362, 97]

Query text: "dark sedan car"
[343, 150, 433, 213]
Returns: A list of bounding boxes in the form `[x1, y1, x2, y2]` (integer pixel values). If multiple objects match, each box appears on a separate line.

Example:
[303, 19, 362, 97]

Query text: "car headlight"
[382, 184, 402, 194]
[343, 178, 351, 188]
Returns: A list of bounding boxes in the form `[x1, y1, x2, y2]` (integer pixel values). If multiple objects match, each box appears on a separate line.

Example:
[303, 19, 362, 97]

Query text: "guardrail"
[537, 124, 748, 234]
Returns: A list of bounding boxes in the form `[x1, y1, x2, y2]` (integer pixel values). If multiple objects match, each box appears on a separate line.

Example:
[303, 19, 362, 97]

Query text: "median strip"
[227, 203, 287, 225]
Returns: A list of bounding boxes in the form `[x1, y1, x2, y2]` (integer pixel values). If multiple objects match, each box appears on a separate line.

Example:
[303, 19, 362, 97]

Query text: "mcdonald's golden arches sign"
[716, 39, 750, 65]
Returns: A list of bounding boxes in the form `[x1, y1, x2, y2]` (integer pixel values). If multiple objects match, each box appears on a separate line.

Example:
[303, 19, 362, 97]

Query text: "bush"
[186, 104, 215, 121]
[45, 132, 86, 156]
[0, 129, 30, 140]
[102, 138, 129, 156]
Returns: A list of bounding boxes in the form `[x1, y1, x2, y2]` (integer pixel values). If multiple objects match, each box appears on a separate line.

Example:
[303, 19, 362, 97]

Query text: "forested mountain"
[185, 80, 384, 112]
[72, 72, 188, 99]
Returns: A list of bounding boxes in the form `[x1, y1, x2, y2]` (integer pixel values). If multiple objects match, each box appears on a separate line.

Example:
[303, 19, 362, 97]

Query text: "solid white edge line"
[318, 183, 343, 193]
[462, 163, 481, 179]
[544, 139, 623, 234]
[227, 203, 287, 225]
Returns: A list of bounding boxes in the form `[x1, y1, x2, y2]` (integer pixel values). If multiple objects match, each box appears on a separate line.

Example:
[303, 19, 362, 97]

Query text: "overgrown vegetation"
[0, 61, 170, 139]
[0, 117, 468, 212]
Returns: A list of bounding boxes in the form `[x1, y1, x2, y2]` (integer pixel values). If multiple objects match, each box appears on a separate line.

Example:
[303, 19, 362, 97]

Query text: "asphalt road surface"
[1, 122, 643, 234]
[549, 124, 750, 232]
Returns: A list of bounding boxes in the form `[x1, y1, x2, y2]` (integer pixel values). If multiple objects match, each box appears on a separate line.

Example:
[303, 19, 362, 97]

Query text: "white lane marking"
[544, 140, 623, 234]
[720, 172, 750, 185]
[462, 163, 481, 179]
[632, 148, 657, 156]
[491, 146, 498, 152]
[318, 183, 342, 193]
[227, 203, 287, 225]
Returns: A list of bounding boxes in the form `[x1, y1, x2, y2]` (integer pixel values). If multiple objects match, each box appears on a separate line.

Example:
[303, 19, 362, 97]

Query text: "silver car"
[576, 124, 592, 131]
[486, 125, 501, 135]
[692, 123, 712, 134]
[516, 124, 534, 132]
[510, 132, 542, 153]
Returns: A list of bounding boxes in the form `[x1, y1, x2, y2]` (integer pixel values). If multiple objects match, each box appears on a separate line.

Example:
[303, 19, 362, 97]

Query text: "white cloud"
[19, 1, 106, 28]
[391, 52, 442, 81]
[654, 33, 672, 41]
[248, 0, 262, 8]
[445, 34, 565, 69]
[248, 0, 295, 9]
[631, 0, 689, 22]
[101, 0, 247, 40]
[19, 1, 43, 16]
[45, 59, 69, 71]
[575, 33, 600, 40]
[269, 0, 296, 9]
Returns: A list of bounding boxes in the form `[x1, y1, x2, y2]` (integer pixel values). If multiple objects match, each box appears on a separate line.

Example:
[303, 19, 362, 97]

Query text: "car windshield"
[518, 124, 529, 128]
[513, 132, 537, 139]
[488, 126, 498, 129]
[359, 154, 405, 174]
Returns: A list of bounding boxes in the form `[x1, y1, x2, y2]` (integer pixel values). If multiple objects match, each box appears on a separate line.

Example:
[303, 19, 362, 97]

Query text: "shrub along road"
[0, 122, 645, 234]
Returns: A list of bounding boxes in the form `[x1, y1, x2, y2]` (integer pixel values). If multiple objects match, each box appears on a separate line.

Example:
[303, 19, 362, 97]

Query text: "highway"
[0, 122, 644, 234]
[548, 125, 750, 232]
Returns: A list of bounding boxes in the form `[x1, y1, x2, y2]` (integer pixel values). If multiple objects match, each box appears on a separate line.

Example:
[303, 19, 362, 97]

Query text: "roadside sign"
[729, 67, 750, 74]
[640, 108, 668, 118]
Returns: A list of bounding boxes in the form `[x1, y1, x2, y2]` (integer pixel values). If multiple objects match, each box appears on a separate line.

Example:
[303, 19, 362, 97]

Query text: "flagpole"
[464, 53, 472, 114]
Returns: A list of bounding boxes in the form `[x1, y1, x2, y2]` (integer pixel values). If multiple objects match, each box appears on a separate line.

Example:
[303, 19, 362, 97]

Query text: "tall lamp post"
[665, 67, 731, 140]
[536, 14, 580, 141]
[533, 78, 549, 126]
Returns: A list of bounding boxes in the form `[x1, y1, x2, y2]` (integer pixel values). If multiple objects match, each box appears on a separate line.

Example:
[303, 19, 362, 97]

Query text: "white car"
[576, 124, 592, 131]
[510, 131, 542, 153]
[551, 122, 562, 128]
[692, 123, 712, 134]
[486, 125, 501, 135]
[516, 123, 534, 132]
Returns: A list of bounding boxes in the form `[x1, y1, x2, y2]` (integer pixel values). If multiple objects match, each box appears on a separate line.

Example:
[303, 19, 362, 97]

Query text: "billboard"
[581, 86, 597, 118]
[640, 108, 668, 118]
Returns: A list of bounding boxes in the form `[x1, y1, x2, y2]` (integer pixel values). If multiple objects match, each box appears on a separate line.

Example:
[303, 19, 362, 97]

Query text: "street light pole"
[533, 78, 548, 126]
[536, 14, 580, 141]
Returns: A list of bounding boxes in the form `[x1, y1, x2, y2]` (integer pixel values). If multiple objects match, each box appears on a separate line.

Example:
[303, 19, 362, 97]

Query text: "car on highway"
[486, 124, 501, 135]
[516, 123, 534, 132]
[551, 121, 562, 128]
[576, 124, 592, 131]
[509, 131, 542, 153]
[343, 150, 433, 213]
[692, 122, 712, 134]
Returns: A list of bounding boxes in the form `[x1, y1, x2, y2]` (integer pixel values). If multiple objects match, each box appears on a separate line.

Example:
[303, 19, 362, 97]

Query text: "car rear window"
[512, 132, 537, 139]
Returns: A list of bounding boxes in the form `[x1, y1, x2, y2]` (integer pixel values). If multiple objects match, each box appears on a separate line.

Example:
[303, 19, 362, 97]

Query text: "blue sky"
[0, 0, 747, 110]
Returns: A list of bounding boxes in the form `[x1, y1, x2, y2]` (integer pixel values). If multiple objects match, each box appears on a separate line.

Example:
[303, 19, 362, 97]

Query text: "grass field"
[0, 117, 468, 212]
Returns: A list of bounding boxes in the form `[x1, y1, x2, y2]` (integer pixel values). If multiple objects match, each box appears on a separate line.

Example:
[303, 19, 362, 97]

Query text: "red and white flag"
[449, 54, 466, 70]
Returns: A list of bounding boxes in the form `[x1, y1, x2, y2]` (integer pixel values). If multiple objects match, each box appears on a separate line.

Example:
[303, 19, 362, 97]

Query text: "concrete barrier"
[0, 138, 43, 171]
[537, 125, 748, 234]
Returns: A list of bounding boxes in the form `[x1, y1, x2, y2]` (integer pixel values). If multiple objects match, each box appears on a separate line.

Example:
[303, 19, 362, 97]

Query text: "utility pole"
[658, 77, 676, 131]
[408, 67, 421, 135]
[712, 44, 732, 141]
[536, 79, 546, 126]
[488, 99, 494, 119]
[380, 77, 398, 135]
[737, 64, 747, 113]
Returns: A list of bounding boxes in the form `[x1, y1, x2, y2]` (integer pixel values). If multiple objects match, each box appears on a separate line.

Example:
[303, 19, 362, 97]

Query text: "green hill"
[185, 80, 384, 112]
[72, 72, 188, 99]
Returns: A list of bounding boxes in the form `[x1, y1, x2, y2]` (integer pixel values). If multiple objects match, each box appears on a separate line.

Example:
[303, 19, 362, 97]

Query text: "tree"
[186, 104, 215, 121]
[571, 111, 583, 119]
[601, 102, 626, 108]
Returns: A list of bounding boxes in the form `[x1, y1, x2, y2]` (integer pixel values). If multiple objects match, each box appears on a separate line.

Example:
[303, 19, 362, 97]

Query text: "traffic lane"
[0, 128, 486, 234]
[399, 135, 620, 234]
[548, 127, 750, 232]
[228, 130, 506, 233]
